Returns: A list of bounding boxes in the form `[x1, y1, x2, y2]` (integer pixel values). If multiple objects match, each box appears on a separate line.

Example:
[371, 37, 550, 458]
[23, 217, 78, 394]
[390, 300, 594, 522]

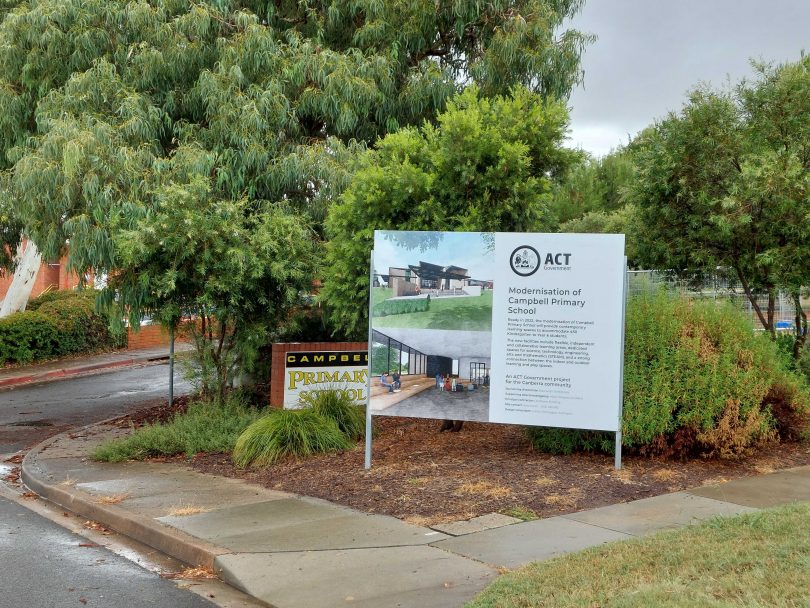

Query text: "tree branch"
[732, 261, 770, 332]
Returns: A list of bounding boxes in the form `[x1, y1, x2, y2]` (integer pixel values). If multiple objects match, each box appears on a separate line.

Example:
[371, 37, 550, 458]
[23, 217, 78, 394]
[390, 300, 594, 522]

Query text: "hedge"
[528, 290, 810, 459]
[372, 297, 430, 317]
[0, 291, 125, 365]
[0, 312, 61, 366]
[27, 288, 96, 311]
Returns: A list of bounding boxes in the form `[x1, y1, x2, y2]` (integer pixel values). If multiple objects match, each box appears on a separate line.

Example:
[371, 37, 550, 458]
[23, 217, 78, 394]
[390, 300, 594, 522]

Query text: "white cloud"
[565, 123, 637, 158]
[565, 0, 810, 157]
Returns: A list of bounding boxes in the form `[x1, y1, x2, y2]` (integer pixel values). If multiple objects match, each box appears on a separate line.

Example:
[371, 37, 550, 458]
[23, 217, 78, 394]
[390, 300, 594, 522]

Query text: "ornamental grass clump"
[232, 409, 351, 468]
[300, 389, 366, 440]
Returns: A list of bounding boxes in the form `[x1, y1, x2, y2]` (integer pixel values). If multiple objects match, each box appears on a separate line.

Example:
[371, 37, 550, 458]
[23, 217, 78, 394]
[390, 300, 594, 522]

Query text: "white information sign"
[489, 233, 625, 431]
[368, 231, 625, 432]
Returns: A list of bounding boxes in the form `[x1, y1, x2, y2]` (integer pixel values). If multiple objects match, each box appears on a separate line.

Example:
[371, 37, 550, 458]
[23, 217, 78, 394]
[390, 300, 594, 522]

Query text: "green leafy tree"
[106, 169, 317, 401]
[550, 148, 634, 225]
[0, 0, 592, 378]
[550, 147, 637, 267]
[0, 179, 22, 271]
[631, 56, 810, 353]
[323, 86, 577, 338]
[1, 0, 592, 263]
[559, 204, 640, 266]
[0, 0, 592, 363]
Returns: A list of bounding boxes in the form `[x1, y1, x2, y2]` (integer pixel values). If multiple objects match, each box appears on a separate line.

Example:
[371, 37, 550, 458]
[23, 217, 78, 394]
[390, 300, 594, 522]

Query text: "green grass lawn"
[466, 502, 810, 608]
[373, 290, 493, 331]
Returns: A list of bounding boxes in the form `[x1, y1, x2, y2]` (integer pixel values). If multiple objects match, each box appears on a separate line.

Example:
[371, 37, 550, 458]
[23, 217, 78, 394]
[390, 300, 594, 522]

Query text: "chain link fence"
[626, 270, 803, 332]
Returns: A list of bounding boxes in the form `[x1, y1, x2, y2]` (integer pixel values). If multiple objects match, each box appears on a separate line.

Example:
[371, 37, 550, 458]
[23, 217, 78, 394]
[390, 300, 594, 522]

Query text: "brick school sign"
[269, 342, 368, 408]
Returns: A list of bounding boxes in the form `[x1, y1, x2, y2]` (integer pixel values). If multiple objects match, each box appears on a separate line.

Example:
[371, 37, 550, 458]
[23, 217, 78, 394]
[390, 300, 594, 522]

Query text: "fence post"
[616, 258, 629, 470]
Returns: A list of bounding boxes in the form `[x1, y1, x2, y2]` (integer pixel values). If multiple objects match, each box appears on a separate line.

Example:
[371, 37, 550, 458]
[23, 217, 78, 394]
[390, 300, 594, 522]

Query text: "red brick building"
[0, 256, 85, 302]
[0, 257, 179, 350]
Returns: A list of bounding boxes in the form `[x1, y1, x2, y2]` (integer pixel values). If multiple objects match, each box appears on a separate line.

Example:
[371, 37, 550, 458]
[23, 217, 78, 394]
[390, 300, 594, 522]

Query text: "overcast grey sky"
[565, 0, 809, 157]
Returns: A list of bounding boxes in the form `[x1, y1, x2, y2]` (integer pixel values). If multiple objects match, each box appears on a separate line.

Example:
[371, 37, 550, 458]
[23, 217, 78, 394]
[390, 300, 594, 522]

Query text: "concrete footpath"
[0, 344, 193, 389]
[21, 422, 810, 608]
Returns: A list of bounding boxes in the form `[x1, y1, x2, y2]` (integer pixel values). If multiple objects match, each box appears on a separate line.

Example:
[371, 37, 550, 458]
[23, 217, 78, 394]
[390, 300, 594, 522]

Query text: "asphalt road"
[0, 366, 221, 608]
[0, 364, 193, 454]
[0, 493, 215, 608]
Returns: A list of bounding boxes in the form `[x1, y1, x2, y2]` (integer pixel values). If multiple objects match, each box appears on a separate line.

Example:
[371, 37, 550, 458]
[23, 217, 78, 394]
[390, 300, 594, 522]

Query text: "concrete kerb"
[18, 420, 498, 608]
[20, 415, 808, 608]
[20, 422, 229, 572]
[0, 356, 165, 390]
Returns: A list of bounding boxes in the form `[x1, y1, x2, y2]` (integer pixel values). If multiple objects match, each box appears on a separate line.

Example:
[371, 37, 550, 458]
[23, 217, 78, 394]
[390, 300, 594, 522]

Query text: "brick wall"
[126, 323, 190, 351]
[269, 342, 368, 408]
[0, 260, 60, 301]
[58, 257, 87, 291]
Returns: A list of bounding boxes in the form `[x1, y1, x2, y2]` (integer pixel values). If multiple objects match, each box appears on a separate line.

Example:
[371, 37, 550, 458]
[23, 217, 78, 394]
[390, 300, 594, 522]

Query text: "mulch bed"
[106, 395, 192, 430]
[186, 416, 810, 526]
[6, 389, 806, 526]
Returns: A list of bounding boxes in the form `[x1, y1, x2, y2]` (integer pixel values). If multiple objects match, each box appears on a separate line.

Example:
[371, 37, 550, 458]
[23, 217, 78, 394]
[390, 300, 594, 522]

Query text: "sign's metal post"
[615, 256, 628, 470]
[364, 251, 375, 470]
[169, 324, 175, 407]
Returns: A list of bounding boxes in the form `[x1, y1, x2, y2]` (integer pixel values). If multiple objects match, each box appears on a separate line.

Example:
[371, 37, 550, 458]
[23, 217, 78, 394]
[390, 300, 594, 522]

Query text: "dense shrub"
[0, 290, 124, 365]
[27, 288, 96, 311]
[372, 297, 430, 317]
[0, 312, 60, 365]
[300, 389, 366, 440]
[232, 409, 351, 467]
[799, 341, 810, 384]
[36, 298, 113, 353]
[526, 427, 614, 456]
[528, 290, 810, 459]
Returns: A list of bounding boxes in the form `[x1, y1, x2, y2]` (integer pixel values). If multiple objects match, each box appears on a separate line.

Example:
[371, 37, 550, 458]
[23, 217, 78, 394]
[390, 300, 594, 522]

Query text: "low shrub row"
[0, 290, 125, 365]
[372, 297, 430, 317]
[528, 290, 810, 458]
[93, 393, 261, 462]
[92, 389, 364, 466]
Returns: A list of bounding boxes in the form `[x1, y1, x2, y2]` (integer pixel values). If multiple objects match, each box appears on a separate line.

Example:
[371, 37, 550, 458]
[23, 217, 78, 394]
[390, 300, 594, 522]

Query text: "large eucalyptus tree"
[0, 0, 591, 388]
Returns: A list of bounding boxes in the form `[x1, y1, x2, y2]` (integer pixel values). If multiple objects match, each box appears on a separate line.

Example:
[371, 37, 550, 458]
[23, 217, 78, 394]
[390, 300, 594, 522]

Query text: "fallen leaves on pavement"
[3, 466, 20, 484]
[83, 520, 112, 534]
[161, 566, 218, 580]
[94, 493, 130, 505]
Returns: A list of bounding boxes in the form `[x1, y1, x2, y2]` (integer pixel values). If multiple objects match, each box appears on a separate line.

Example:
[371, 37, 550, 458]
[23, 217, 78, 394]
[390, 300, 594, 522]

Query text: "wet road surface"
[0, 364, 191, 454]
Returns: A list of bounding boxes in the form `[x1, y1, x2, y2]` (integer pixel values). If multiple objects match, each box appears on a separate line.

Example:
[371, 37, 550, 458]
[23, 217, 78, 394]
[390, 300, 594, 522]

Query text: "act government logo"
[510, 245, 540, 277]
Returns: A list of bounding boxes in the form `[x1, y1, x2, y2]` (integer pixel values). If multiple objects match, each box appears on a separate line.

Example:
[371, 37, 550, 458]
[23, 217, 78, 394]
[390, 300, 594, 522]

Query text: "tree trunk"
[766, 288, 776, 339]
[0, 241, 42, 318]
[732, 263, 775, 336]
[792, 290, 807, 359]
